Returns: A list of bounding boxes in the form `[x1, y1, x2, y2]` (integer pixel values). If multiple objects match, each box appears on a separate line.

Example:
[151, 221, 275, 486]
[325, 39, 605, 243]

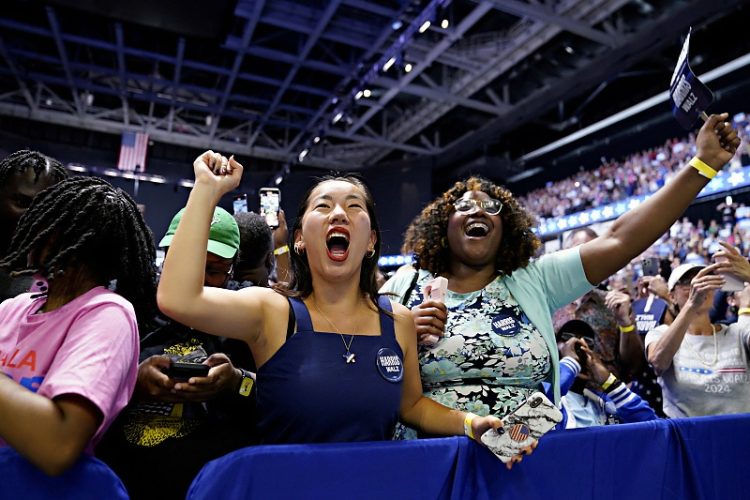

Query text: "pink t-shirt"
[0, 286, 140, 452]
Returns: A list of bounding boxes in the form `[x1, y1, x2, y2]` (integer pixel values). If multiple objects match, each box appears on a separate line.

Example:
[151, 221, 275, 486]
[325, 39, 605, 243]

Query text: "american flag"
[509, 423, 530, 442]
[117, 131, 149, 172]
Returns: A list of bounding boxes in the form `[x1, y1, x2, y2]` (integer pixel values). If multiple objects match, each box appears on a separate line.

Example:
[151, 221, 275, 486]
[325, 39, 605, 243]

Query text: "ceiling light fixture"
[383, 56, 397, 72]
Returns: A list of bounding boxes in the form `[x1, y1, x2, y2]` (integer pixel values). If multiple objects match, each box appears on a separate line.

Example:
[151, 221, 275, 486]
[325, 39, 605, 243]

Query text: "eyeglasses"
[205, 265, 234, 280]
[453, 197, 503, 216]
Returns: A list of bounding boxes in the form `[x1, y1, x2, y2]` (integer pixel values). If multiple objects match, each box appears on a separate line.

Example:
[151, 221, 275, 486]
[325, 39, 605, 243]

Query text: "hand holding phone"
[165, 362, 210, 381]
[714, 254, 745, 292]
[420, 277, 448, 346]
[480, 392, 562, 463]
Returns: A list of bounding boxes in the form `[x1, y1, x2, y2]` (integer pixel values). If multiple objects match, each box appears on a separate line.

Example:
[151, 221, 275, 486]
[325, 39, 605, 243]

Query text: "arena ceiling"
[1, 0, 749, 179]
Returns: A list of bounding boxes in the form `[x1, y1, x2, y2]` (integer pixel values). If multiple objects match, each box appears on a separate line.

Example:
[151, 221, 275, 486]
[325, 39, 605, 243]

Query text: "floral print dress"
[396, 271, 551, 438]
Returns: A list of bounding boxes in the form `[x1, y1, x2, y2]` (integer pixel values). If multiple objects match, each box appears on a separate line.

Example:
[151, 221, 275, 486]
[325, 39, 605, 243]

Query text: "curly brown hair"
[404, 176, 540, 277]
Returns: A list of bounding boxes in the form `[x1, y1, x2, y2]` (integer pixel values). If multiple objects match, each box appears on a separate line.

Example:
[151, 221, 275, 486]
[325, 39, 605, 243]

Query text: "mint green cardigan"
[381, 247, 593, 404]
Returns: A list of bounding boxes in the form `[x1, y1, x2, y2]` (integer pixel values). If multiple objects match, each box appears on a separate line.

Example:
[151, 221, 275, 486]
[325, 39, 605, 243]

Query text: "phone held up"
[714, 254, 745, 292]
[420, 277, 448, 347]
[480, 391, 562, 463]
[641, 257, 659, 277]
[233, 194, 248, 215]
[259, 187, 281, 229]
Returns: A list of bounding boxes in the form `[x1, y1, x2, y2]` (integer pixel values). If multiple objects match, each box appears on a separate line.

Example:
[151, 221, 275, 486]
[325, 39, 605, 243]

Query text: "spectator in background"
[0, 150, 68, 301]
[605, 282, 667, 417]
[519, 111, 749, 222]
[230, 211, 274, 289]
[97, 207, 256, 499]
[553, 227, 621, 379]
[0, 176, 157, 475]
[556, 320, 657, 428]
[646, 256, 750, 418]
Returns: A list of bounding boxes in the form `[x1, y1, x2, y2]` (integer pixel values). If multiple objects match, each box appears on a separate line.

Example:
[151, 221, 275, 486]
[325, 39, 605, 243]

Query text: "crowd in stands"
[605, 207, 750, 295]
[0, 112, 748, 498]
[520, 112, 750, 220]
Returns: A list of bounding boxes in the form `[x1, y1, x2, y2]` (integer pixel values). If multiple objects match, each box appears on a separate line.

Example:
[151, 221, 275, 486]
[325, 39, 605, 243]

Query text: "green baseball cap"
[159, 207, 240, 259]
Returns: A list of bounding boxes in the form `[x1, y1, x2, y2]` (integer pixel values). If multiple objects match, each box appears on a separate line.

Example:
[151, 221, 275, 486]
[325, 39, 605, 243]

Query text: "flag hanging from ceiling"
[117, 131, 149, 172]
[669, 28, 713, 130]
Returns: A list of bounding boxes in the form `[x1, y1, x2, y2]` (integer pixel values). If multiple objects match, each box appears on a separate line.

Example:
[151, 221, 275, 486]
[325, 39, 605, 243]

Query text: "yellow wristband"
[601, 373, 618, 391]
[618, 324, 636, 333]
[464, 412, 478, 440]
[274, 245, 289, 256]
[738, 308, 750, 316]
[688, 156, 717, 179]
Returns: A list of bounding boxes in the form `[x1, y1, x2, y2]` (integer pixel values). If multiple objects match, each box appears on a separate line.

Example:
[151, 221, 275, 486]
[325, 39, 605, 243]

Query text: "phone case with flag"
[480, 391, 562, 463]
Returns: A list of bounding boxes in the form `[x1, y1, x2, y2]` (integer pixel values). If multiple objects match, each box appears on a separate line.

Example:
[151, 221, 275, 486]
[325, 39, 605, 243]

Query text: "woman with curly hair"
[381, 113, 740, 425]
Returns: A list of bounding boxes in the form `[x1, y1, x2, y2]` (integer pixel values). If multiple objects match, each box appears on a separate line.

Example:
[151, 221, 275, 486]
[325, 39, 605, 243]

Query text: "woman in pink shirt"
[0, 176, 157, 475]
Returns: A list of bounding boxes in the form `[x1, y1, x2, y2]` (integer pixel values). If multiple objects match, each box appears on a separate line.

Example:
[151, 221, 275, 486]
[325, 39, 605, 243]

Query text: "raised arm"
[647, 265, 724, 375]
[157, 152, 271, 343]
[605, 290, 646, 380]
[580, 114, 740, 285]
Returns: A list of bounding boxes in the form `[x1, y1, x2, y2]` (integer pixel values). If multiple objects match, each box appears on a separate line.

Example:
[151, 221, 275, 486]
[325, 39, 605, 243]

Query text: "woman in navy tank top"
[158, 152, 532, 459]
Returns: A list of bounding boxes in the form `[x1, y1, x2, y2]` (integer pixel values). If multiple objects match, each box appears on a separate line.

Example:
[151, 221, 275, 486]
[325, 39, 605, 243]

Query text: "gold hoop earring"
[294, 242, 305, 255]
[366, 248, 376, 259]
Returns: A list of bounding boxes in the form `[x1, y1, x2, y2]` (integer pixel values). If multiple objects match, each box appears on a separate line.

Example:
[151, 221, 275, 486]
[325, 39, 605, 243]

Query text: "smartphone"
[714, 254, 745, 292]
[233, 194, 248, 215]
[574, 342, 588, 368]
[425, 276, 448, 302]
[259, 187, 280, 229]
[480, 392, 562, 463]
[165, 362, 209, 381]
[420, 277, 448, 347]
[641, 258, 659, 277]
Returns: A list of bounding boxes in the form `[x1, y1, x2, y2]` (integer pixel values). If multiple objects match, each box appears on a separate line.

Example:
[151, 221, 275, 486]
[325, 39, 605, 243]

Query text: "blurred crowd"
[520, 112, 750, 220]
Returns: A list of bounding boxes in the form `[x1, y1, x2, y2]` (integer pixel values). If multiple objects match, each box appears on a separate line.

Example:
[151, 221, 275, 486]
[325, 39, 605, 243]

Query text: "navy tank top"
[256, 295, 404, 444]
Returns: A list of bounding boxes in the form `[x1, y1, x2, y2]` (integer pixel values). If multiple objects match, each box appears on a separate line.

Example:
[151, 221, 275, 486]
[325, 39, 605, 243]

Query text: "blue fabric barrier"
[0, 448, 128, 500]
[188, 414, 750, 500]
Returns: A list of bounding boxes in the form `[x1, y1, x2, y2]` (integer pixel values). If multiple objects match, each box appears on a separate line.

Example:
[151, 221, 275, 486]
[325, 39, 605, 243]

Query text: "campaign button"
[491, 313, 521, 336]
[376, 348, 403, 383]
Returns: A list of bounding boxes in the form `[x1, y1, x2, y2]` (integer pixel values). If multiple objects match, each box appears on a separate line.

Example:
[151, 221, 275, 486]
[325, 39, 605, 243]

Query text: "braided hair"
[0, 149, 68, 186]
[0, 176, 158, 325]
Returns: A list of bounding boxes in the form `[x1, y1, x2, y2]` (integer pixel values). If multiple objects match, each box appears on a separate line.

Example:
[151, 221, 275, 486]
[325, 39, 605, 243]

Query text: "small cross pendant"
[343, 352, 356, 364]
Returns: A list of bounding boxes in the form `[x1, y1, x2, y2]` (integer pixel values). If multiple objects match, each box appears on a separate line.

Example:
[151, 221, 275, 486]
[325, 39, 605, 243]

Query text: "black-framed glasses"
[453, 197, 503, 216]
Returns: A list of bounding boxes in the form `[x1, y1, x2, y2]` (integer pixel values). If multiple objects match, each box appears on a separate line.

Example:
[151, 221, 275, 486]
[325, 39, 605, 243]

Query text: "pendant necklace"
[312, 297, 359, 364]
[684, 324, 719, 366]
